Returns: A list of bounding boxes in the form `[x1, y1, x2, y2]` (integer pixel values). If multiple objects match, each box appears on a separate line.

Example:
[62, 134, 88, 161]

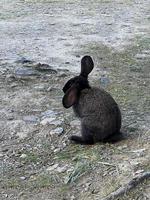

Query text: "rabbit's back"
[73, 87, 121, 139]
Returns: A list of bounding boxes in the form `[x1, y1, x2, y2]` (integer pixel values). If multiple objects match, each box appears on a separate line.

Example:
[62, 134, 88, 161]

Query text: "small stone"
[23, 115, 39, 124]
[40, 117, 56, 125]
[50, 127, 64, 136]
[100, 76, 110, 87]
[70, 195, 75, 200]
[41, 110, 57, 118]
[53, 148, 61, 153]
[57, 72, 67, 78]
[4, 194, 8, 198]
[47, 164, 59, 171]
[10, 83, 18, 88]
[135, 54, 149, 60]
[117, 145, 127, 150]
[132, 148, 146, 156]
[76, 55, 80, 58]
[0, 153, 3, 157]
[7, 115, 14, 120]
[65, 61, 70, 64]
[15, 68, 38, 77]
[47, 86, 53, 92]
[134, 169, 144, 175]
[16, 132, 27, 139]
[50, 120, 62, 126]
[34, 63, 57, 73]
[16, 57, 33, 64]
[56, 166, 67, 173]
[20, 154, 27, 159]
[20, 176, 26, 180]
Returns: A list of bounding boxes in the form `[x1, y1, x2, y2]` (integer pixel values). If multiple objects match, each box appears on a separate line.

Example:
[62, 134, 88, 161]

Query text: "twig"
[97, 161, 116, 167]
[102, 172, 150, 200]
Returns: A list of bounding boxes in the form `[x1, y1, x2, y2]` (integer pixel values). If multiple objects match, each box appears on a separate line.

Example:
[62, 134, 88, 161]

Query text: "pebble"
[16, 132, 27, 139]
[56, 166, 67, 173]
[41, 110, 57, 118]
[20, 154, 27, 159]
[15, 68, 38, 77]
[134, 169, 144, 175]
[7, 115, 14, 120]
[23, 115, 39, 124]
[10, 83, 18, 88]
[33, 63, 57, 73]
[132, 148, 146, 156]
[40, 117, 56, 125]
[50, 127, 64, 136]
[16, 57, 33, 64]
[47, 164, 59, 171]
[135, 54, 149, 60]
[53, 148, 61, 153]
[0, 153, 3, 157]
[117, 145, 127, 150]
[50, 120, 63, 126]
[20, 176, 26, 180]
[100, 76, 110, 87]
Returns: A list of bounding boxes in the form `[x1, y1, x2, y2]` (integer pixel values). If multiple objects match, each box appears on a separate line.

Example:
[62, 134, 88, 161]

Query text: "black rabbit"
[62, 56, 122, 144]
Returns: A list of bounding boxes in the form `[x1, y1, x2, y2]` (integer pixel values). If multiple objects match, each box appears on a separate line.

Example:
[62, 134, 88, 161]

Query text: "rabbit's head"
[62, 56, 94, 108]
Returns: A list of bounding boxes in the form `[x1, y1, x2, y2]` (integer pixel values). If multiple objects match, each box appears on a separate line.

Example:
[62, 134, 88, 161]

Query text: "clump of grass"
[20, 152, 40, 164]
[28, 174, 57, 189]
[65, 161, 92, 184]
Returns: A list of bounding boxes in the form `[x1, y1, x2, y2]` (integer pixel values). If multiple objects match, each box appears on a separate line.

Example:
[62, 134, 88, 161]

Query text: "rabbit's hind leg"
[103, 131, 124, 143]
[69, 125, 94, 145]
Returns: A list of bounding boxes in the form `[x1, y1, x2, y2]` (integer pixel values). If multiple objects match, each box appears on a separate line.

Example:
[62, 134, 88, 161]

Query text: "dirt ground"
[0, 0, 150, 199]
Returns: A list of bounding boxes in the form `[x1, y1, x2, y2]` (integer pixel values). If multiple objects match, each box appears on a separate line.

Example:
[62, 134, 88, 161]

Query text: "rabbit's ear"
[80, 56, 94, 77]
[62, 86, 78, 108]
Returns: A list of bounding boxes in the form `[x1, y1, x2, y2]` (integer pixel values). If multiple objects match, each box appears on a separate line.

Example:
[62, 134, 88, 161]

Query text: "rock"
[0, 153, 3, 157]
[132, 148, 146, 157]
[34, 85, 46, 91]
[70, 195, 75, 200]
[100, 76, 110, 87]
[23, 115, 39, 124]
[47, 164, 59, 171]
[16, 57, 33, 64]
[50, 127, 64, 136]
[16, 132, 27, 139]
[65, 61, 70, 64]
[134, 169, 144, 175]
[53, 148, 61, 153]
[47, 164, 67, 173]
[41, 110, 57, 118]
[20, 176, 26, 180]
[10, 83, 18, 88]
[135, 54, 149, 60]
[56, 166, 67, 173]
[33, 63, 57, 73]
[50, 120, 63, 126]
[117, 145, 127, 150]
[46, 86, 58, 92]
[15, 68, 38, 77]
[20, 154, 27, 159]
[7, 115, 14, 120]
[6, 74, 16, 82]
[3, 194, 8, 198]
[40, 117, 56, 125]
[57, 72, 67, 78]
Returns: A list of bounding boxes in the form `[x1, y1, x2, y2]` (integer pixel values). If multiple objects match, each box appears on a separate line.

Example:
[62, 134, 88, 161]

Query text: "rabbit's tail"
[103, 131, 125, 143]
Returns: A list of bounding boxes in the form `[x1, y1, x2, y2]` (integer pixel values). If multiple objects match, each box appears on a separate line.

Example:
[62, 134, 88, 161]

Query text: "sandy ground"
[0, 0, 150, 199]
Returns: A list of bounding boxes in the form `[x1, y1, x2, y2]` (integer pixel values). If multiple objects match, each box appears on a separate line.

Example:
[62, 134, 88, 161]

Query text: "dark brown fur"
[62, 56, 122, 144]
